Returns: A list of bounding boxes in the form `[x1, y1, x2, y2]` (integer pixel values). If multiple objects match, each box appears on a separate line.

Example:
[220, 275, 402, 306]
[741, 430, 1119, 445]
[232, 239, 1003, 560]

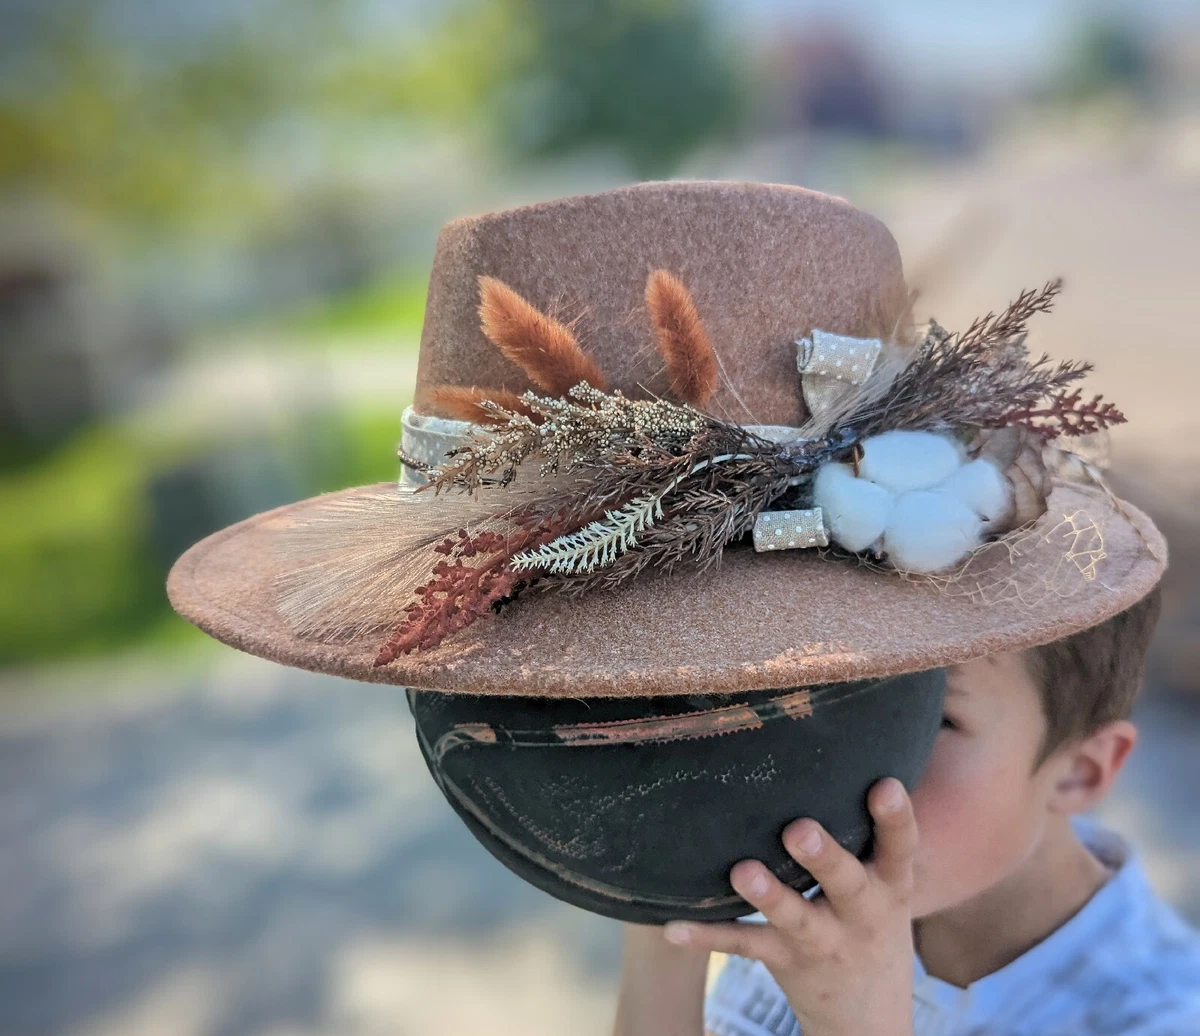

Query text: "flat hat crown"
[412, 180, 910, 427]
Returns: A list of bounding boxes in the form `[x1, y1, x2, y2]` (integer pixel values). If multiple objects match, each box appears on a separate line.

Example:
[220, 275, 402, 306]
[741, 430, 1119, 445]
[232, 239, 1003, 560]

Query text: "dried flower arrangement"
[276, 272, 1125, 665]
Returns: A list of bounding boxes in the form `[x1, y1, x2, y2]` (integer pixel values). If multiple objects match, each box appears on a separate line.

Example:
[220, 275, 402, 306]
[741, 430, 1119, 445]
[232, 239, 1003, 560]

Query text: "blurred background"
[1, 0, 1198, 1032]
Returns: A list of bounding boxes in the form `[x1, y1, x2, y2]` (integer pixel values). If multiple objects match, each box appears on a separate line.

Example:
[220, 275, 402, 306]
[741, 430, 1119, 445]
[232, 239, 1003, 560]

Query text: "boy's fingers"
[728, 859, 815, 936]
[782, 818, 869, 916]
[867, 777, 917, 893]
[663, 919, 785, 968]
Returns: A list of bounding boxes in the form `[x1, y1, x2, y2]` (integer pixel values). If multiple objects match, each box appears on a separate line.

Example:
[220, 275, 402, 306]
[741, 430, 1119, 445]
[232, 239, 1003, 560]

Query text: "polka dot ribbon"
[795, 328, 882, 384]
[751, 329, 883, 553]
[752, 507, 829, 552]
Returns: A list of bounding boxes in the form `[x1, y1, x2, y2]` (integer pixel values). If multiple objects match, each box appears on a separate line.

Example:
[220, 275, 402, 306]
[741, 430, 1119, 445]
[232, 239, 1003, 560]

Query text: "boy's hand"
[663, 778, 917, 1036]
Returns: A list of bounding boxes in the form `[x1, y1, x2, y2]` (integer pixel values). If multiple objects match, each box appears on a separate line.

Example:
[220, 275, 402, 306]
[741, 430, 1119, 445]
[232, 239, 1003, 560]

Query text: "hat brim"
[167, 480, 1166, 698]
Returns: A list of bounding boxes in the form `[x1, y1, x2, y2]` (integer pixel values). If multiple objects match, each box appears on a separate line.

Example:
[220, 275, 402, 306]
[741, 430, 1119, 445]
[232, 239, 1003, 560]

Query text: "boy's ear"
[1047, 720, 1138, 815]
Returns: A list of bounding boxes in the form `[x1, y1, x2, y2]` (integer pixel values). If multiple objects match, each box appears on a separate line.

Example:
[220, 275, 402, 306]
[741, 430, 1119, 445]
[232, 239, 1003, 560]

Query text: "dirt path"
[0, 652, 1196, 1035]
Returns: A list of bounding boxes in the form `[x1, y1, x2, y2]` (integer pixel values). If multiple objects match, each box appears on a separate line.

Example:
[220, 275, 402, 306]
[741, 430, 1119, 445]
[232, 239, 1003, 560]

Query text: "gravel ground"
[0, 651, 1196, 1036]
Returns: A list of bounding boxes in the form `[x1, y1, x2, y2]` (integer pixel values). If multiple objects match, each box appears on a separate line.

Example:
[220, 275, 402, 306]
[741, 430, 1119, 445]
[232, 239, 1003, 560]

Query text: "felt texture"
[167, 480, 1166, 698]
[166, 180, 1169, 697]
[412, 180, 910, 428]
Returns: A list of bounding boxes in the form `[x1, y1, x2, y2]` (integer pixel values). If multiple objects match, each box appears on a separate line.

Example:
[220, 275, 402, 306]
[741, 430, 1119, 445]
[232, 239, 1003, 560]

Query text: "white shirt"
[703, 821, 1200, 1036]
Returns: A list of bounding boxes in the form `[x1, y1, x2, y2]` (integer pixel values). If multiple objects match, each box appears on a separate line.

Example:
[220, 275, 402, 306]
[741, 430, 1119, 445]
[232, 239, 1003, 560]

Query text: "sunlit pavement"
[0, 657, 623, 1036]
[0, 654, 1195, 1035]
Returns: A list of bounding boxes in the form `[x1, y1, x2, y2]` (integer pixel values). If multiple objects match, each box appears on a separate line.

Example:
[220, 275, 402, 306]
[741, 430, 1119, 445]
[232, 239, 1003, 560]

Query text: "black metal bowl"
[408, 668, 945, 924]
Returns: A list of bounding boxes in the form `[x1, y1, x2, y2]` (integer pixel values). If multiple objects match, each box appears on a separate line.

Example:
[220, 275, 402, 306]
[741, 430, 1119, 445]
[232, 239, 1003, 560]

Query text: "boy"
[613, 584, 1200, 1035]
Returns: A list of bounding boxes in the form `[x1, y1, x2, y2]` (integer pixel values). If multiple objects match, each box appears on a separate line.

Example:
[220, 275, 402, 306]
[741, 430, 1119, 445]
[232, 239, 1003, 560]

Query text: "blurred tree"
[1059, 15, 1156, 103]
[484, 0, 743, 176]
[0, 0, 744, 236]
[324, 0, 744, 177]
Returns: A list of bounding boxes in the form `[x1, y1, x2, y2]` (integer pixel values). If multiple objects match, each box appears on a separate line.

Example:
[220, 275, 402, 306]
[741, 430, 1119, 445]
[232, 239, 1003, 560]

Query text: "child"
[613, 584, 1200, 1035]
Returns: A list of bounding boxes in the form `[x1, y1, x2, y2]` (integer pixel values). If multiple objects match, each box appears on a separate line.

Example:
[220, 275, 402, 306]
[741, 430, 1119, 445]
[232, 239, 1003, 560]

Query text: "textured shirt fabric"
[703, 821, 1200, 1036]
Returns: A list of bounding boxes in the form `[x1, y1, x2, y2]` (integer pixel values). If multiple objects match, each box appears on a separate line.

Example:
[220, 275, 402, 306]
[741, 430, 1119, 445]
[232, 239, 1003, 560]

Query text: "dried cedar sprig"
[514, 422, 800, 588]
[511, 491, 668, 575]
[848, 288, 1102, 440]
[952, 279, 1063, 352]
[549, 458, 796, 595]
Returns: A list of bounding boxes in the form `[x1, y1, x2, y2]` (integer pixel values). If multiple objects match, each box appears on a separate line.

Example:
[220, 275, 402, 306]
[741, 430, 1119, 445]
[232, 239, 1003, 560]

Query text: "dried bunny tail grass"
[478, 275, 609, 396]
[427, 383, 542, 425]
[645, 269, 718, 407]
[273, 478, 567, 640]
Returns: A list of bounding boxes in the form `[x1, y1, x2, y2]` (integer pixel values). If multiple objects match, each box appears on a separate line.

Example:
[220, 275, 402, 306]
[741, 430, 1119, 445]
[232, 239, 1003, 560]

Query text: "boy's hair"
[1023, 582, 1163, 765]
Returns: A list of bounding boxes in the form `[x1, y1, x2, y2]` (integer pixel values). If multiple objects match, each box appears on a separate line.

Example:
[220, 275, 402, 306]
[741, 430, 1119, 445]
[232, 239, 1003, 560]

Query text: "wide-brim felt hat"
[168, 181, 1167, 698]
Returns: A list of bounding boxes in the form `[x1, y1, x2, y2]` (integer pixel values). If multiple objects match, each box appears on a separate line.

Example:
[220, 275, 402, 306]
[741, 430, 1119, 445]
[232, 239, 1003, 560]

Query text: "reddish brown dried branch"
[1001, 389, 1126, 440]
[373, 517, 568, 663]
[645, 269, 718, 407]
[478, 276, 609, 396]
[427, 384, 543, 425]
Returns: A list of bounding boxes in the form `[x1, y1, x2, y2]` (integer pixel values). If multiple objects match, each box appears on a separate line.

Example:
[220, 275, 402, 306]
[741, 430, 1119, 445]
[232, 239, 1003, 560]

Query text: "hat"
[168, 180, 1166, 698]
[167, 181, 1168, 923]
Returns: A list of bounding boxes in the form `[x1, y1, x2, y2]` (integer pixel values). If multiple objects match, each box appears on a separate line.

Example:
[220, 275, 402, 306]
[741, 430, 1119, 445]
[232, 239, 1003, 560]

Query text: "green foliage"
[0, 0, 745, 233]
[483, 0, 744, 176]
[0, 404, 405, 667]
[0, 426, 159, 663]
[1058, 16, 1154, 102]
[283, 269, 429, 339]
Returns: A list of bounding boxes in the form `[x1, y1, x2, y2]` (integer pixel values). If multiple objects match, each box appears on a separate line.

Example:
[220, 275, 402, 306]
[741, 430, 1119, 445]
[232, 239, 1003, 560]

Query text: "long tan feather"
[428, 383, 543, 425]
[273, 475, 579, 640]
[645, 269, 718, 407]
[478, 276, 608, 395]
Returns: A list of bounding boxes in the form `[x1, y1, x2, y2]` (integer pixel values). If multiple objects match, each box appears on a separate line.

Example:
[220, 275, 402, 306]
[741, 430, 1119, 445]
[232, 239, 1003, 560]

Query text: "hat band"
[399, 406, 815, 483]
[399, 405, 832, 551]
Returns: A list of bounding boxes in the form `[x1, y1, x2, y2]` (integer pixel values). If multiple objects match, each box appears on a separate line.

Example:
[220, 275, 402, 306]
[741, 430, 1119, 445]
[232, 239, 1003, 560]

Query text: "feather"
[477, 276, 608, 395]
[645, 269, 718, 407]
[970, 426, 1051, 532]
[427, 383, 542, 425]
[274, 476, 575, 640]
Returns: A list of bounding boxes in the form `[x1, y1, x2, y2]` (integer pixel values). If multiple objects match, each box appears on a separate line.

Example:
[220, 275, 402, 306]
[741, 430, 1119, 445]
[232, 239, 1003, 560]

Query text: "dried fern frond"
[478, 276, 609, 395]
[427, 384, 542, 425]
[645, 269, 718, 407]
[511, 491, 666, 575]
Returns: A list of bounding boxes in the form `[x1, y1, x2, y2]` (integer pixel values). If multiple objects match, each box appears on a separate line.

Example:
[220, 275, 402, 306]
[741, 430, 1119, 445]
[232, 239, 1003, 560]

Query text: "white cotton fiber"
[859, 430, 965, 494]
[813, 462, 893, 552]
[936, 457, 1012, 523]
[882, 489, 982, 573]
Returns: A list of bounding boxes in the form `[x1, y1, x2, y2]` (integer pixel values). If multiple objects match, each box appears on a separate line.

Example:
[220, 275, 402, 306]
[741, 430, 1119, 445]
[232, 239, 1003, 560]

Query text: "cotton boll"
[859, 430, 966, 494]
[882, 490, 983, 574]
[936, 457, 1013, 523]
[813, 462, 893, 552]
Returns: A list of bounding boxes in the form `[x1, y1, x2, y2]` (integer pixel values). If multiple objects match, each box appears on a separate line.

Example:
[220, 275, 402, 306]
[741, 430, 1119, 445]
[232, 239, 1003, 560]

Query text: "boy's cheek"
[906, 757, 1043, 916]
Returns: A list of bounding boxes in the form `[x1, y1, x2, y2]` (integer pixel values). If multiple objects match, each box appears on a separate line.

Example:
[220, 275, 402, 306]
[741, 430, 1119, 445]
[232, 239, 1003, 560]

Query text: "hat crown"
[412, 180, 910, 427]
